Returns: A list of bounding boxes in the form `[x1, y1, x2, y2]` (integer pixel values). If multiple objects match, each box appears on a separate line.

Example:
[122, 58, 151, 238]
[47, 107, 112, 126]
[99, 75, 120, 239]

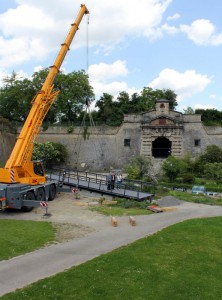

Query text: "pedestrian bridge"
[48, 168, 155, 201]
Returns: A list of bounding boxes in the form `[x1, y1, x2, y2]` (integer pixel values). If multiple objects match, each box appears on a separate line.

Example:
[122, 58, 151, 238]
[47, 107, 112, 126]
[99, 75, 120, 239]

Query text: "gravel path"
[0, 196, 222, 297]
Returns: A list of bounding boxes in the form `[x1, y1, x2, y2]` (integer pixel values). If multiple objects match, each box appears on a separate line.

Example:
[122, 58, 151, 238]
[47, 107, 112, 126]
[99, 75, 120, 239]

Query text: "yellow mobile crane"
[0, 4, 89, 211]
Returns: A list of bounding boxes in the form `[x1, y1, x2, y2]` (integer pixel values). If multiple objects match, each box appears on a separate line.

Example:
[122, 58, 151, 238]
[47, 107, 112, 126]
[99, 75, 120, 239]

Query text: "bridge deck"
[48, 169, 154, 201]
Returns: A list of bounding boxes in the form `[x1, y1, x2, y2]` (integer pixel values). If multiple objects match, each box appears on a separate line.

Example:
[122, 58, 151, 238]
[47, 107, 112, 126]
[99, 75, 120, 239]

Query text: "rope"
[86, 14, 89, 72]
[72, 16, 104, 168]
[72, 101, 103, 168]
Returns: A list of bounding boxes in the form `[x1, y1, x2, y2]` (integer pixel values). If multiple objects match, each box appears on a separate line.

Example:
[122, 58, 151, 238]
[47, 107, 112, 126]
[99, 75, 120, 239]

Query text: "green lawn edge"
[0, 220, 55, 261]
[2, 217, 222, 300]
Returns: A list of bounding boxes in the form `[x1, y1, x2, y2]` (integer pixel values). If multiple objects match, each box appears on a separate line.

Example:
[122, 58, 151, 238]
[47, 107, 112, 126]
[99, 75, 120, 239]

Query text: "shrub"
[67, 126, 74, 134]
[182, 173, 195, 184]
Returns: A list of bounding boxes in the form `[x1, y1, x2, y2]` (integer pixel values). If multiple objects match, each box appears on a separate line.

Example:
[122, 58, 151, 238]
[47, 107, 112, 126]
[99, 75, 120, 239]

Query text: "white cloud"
[0, 0, 173, 70]
[87, 60, 141, 99]
[149, 68, 211, 100]
[161, 23, 179, 35]
[180, 19, 222, 46]
[91, 80, 128, 99]
[88, 60, 129, 98]
[167, 13, 180, 21]
[88, 60, 128, 82]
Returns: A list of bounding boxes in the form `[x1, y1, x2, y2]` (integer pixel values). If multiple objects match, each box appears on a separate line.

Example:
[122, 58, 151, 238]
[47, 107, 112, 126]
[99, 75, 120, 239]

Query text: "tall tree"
[55, 70, 94, 123]
[0, 72, 34, 121]
[183, 107, 195, 114]
[0, 69, 94, 124]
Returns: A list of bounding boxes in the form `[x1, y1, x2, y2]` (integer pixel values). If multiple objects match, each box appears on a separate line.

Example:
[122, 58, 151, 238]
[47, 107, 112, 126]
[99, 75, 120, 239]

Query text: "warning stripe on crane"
[40, 202, 48, 207]
[10, 170, 15, 183]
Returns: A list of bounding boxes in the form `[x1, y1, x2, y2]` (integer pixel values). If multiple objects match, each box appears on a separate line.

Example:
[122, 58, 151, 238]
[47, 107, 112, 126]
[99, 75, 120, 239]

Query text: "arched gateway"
[152, 137, 171, 158]
[140, 99, 184, 159]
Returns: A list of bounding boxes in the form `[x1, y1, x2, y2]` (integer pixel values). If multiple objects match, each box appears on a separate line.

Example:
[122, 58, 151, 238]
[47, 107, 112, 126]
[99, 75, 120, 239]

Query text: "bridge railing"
[47, 168, 155, 199]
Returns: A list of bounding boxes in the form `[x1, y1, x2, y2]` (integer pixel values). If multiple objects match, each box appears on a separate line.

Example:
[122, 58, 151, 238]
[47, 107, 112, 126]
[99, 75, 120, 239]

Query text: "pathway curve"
[0, 201, 222, 296]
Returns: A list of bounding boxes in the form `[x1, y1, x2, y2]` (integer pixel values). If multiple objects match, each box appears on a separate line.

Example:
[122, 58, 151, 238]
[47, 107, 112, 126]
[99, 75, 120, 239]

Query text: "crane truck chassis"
[0, 4, 89, 211]
[0, 182, 56, 212]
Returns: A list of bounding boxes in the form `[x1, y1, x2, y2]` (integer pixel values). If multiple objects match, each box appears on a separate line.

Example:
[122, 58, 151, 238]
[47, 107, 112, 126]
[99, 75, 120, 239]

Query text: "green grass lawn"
[169, 190, 222, 205]
[90, 205, 152, 216]
[0, 220, 55, 261]
[2, 217, 222, 300]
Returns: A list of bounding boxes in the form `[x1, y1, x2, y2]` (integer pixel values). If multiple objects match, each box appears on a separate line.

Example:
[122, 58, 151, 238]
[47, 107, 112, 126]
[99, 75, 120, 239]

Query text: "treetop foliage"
[0, 70, 178, 126]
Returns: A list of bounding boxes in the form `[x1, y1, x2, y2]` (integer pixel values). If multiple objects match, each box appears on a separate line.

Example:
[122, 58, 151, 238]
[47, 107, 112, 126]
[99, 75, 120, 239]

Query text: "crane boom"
[0, 4, 89, 185]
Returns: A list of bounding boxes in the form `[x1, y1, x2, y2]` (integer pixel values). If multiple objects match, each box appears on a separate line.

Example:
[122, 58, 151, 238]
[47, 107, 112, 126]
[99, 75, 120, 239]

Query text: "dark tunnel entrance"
[152, 137, 172, 158]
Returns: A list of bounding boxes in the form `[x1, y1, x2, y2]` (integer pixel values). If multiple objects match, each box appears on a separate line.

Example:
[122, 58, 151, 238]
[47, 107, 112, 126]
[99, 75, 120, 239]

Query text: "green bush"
[182, 173, 195, 184]
[113, 197, 149, 209]
[67, 126, 74, 134]
[205, 184, 222, 193]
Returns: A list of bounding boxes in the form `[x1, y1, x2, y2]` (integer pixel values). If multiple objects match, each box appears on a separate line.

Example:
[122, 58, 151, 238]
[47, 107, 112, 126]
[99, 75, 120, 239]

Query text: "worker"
[107, 173, 112, 190]
[111, 172, 116, 190]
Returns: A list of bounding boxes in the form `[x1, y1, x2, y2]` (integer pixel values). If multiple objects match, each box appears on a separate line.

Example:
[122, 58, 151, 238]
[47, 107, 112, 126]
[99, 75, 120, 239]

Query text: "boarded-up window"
[159, 118, 166, 125]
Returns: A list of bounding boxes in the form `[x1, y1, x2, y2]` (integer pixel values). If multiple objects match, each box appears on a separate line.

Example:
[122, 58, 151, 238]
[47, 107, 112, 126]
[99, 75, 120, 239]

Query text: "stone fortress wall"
[0, 131, 16, 165]
[2, 99, 222, 172]
[36, 99, 222, 172]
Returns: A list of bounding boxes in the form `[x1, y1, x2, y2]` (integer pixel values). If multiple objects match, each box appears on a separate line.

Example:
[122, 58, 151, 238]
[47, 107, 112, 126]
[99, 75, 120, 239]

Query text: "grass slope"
[0, 220, 55, 261]
[2, 217, 222, 300]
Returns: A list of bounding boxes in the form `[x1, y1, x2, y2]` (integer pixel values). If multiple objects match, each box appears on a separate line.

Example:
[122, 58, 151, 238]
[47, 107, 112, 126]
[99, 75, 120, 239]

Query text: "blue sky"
[0, 0, 222, 112]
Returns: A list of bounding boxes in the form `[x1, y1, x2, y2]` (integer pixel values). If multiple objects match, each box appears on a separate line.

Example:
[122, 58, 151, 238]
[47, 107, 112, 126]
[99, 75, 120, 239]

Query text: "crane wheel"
[37, 188, 45, 201]
[48, 184, 56, 201]
[22, 191, 35, 212]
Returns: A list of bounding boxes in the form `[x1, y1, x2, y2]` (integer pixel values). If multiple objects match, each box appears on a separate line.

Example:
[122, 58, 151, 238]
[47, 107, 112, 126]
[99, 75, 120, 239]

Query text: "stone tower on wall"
[140, 99, 184, 159]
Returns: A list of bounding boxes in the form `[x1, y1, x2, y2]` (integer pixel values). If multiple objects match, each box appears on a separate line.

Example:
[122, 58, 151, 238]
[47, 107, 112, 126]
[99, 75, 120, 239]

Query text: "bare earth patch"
[52, 222, 94, 242]
[0, 191, 111, 242]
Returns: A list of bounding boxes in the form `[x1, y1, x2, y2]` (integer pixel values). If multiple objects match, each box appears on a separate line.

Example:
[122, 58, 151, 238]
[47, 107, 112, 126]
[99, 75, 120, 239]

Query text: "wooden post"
[111, 216, 118, 227]
[129, 216, 136, 226]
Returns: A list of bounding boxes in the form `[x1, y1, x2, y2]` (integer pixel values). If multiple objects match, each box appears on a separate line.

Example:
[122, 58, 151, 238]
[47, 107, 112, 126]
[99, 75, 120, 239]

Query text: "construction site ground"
[1, 191, 222, 296]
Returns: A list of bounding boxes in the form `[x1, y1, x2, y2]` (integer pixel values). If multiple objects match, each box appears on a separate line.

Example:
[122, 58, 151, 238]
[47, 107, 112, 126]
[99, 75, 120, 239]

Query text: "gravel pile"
[157, 196, 184, 207]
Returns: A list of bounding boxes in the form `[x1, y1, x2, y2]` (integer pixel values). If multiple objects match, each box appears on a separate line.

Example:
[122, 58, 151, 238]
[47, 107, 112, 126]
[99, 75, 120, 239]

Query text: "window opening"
[124, 139, 131, 147]
[194, 139, 201, 147]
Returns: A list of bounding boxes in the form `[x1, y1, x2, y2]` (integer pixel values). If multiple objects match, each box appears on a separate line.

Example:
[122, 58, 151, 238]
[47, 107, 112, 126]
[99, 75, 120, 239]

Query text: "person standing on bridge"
[107, 173, 112, 190]
[116, 173, 122, 189]
[110, 172, 116, 190]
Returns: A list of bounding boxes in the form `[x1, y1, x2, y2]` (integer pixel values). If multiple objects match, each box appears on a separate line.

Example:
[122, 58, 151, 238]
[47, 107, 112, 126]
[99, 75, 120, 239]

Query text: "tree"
[204, 163, 222, 182]
[199, 145, 222, 163]
[0, 72, 35, 121]
[55, 70, 94, 123]
[32, 142, 67, 168]
[32, 69, 94, 123]
[125, 155, 152, 180]
[183, 107, 195, 114]
[162, 156, 182, 182]
[93, 87, 178, 126]
[193, 145, 222, 176]
[95, 93, 118, 125]
[162, 89, 178, 109]
[0, 69, 94, 124]
[195, 109, 222, 126]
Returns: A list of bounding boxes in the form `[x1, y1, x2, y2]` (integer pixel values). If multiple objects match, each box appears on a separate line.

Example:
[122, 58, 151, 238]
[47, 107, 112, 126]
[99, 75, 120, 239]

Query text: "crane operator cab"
[33, 161, 45, 177]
